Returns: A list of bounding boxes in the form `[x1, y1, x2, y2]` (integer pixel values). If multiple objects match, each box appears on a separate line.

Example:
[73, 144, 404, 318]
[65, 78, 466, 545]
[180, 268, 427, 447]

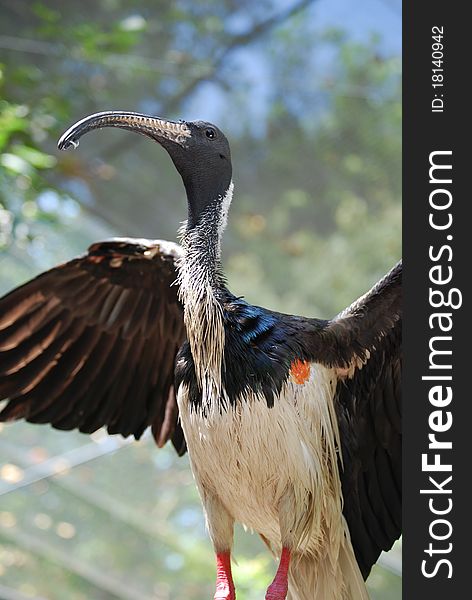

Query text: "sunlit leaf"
[0, 152, 32, 175]
[12, 144, 57, 169]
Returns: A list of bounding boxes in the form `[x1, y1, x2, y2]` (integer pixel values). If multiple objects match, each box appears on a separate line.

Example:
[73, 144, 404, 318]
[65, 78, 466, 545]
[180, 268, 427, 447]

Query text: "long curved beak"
[58, 111, 191, 150]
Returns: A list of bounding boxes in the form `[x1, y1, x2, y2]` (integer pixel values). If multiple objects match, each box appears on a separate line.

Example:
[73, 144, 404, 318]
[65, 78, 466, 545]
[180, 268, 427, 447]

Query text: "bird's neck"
[176, 182, 234, 406]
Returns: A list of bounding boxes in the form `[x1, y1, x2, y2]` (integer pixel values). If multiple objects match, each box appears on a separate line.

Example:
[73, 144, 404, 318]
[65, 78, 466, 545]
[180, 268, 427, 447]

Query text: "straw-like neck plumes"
[177, 182, 234, 406]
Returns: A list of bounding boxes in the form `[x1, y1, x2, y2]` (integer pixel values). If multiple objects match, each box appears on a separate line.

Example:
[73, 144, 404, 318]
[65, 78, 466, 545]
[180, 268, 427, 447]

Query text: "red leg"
[214, 552, 236, 600]
[265, 547, 291, 600]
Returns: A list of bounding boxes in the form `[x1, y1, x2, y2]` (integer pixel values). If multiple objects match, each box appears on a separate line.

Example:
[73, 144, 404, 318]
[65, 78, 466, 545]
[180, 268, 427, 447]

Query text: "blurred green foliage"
[0, 82, 58, 249]
[0, 1, 401, 598]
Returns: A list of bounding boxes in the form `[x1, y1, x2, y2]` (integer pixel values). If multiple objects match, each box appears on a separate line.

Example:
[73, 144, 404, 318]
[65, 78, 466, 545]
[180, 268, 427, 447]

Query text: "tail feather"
[287, 533, 369, 600]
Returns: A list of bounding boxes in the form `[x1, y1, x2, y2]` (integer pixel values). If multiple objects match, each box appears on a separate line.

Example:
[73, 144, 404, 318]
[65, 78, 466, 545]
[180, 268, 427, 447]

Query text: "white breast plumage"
[178, 363, 340, 552]
[178, 363, 368, 599]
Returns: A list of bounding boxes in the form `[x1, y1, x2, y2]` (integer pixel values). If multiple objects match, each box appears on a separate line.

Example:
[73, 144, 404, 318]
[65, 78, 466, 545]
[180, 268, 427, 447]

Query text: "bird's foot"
[265, 547, 291, 600]
[214, 582, 235, 600]
[265, 580, 288, 600]
[214, 552, 235, 600]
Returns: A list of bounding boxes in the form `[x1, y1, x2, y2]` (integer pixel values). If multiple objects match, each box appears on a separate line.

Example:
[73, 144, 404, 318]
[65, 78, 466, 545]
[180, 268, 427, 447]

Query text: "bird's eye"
[205, 128, 216, 140]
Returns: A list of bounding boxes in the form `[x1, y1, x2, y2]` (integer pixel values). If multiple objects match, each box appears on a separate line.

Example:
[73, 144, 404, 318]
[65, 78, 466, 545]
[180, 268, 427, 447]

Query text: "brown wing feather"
[296, 261, 401, 578]
[335, 322, 401, 579]
[329, 262, 402, 579]
[320, 261, 401, 370]
[0, 238, 186, 452]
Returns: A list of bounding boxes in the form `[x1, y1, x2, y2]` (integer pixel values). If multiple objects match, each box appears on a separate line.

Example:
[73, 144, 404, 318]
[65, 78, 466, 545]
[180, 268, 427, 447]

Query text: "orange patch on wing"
[290, 359, 311, 385]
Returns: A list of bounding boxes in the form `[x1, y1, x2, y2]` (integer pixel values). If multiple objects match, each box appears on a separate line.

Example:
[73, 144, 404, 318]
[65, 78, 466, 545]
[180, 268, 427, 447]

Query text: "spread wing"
[305, 261, 402, 578]
[336, 319, 401, 579]
[0, 238, 187, 453]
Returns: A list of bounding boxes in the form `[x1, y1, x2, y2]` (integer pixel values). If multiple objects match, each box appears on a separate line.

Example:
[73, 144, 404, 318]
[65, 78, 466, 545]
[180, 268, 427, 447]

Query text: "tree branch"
[101, 0, 315, 162]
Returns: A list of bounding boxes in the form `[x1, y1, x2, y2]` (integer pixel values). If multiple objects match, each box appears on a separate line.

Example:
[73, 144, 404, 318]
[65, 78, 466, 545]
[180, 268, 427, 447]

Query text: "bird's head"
[58, 111, 232, 228]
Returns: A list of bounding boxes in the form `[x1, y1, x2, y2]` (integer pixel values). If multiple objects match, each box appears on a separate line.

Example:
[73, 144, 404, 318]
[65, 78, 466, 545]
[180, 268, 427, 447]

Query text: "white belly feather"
[178, 362, 369, 599]
[178, 363, 342, 552]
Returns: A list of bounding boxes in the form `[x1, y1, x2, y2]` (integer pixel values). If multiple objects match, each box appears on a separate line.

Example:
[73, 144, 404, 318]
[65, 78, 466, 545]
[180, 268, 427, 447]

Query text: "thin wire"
[0, 433, 138, 496]
[0, 34, 209, 76]
[0, 583, 48, 600]
[377, 550, 402, 577]
[377, 550, 403, 577]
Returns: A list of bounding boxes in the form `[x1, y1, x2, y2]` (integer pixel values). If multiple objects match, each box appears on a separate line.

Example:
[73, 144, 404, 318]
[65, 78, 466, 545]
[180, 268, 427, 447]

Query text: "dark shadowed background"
[0, 1, 401, 598]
